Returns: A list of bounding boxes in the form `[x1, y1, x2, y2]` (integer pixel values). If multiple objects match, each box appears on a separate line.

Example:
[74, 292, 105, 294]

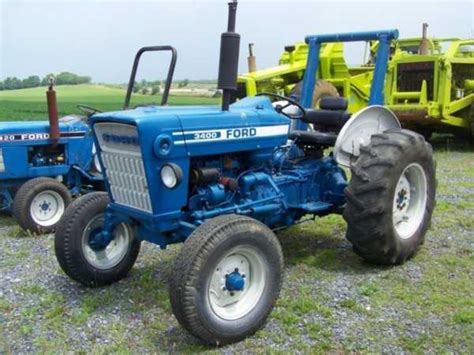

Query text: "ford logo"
[102, 133, 139, 145]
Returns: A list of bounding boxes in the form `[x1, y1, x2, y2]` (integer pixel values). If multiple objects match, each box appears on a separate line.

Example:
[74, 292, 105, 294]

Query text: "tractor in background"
[55, 1, 436, 346]
[0, 49, 176, 234]
[384, 25, 474, 138]
[238, 24, 474, 138]
[0, 81, 103, 233]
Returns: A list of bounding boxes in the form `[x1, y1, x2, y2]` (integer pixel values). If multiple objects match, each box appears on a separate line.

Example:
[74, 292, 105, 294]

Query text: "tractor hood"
[91, 96, 290, 157]
[0, 115, 89, 141]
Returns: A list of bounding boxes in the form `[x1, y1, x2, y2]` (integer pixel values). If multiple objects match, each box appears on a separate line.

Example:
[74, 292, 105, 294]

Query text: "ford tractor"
[55, 1, 436, 345]
[0, 51, 176, 234]
[0, 81, 104, 233]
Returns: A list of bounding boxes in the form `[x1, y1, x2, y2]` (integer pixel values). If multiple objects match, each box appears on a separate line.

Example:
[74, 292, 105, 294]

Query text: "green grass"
[0, 84, 219, 120]
[0, 96, 472, 352]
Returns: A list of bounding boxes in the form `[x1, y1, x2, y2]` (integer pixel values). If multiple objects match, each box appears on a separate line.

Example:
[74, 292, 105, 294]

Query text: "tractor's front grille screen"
[397, 61, 435, 101]
[94, 123, 152, 213]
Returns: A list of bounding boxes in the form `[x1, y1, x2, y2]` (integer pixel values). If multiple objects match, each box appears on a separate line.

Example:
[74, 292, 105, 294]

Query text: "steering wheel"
[77, 104, 102, 117]
[256, 92, 306, 120]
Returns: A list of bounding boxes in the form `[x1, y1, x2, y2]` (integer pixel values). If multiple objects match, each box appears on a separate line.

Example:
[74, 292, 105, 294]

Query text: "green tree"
[0, 81, 4, 91]
[141, 87, 148, 95]
[22, 75, 41, 88]
[41, 74, 55, 86]
[151, 85, 161, 95]
[3, 77, 23, 90]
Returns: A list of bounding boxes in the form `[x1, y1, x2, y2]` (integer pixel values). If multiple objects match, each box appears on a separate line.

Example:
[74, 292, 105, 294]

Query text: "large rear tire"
[13, 177, 72, 234]
[169, 215, 283, 345]
[343, 129, 436, 265]
[290, 79, 339, 107]
[55, 192, 141, 287]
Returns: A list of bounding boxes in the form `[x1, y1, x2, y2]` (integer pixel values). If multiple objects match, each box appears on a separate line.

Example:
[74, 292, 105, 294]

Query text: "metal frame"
[294, 30, 399, 131]
[123, 46, 178, 110]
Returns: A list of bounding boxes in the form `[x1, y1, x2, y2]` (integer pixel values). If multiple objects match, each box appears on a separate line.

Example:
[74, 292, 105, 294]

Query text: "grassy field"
[0, 90, 473, 352]
[0, 84, 219, 120]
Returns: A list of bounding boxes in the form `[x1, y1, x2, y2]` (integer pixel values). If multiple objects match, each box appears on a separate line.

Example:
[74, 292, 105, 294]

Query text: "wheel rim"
[30, 190, 65, 227]
[208, 245, 267, 321]
[81, 214, 132, 270]
[392, 163, 428, 240]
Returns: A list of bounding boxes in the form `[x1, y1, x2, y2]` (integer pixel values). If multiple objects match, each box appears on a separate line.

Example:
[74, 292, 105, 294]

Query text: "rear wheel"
[169, 215, 283, 345]
[290, 79, 339, 107]
[13, 177, 71, 234]
[55, 192, 140, 287]
[343, 129, 436, 264]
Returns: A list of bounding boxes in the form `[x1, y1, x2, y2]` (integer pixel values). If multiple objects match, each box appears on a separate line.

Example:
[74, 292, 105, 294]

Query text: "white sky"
[0, 0, 473, 82]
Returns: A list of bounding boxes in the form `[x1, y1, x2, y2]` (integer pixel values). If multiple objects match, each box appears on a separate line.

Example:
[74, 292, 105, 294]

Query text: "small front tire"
[169, 215, 283, 345]
[13, 177, 72, 234]
[55, 192, 140, 287]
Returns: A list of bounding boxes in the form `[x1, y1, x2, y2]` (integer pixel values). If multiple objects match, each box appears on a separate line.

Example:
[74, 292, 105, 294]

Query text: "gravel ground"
[1, 138, 473, 353]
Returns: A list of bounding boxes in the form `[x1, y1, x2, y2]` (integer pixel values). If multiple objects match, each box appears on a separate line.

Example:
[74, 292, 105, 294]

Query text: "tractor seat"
[302, 97, 350, 129]
[289, 97, 348, 146]
[288, 130, 337, 146]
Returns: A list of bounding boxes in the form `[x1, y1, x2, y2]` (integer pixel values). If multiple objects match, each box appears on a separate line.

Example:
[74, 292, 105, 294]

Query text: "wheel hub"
[395, 176, 411, 212]
[392, 163, 428, 240]
[88, 229, 113, 251]
[81, 214, 132, 270]
[40, 201, 51, 212]
[225, 268, 245, 292]
[208, 246, 266, 320]
[30, 190, 65, 227]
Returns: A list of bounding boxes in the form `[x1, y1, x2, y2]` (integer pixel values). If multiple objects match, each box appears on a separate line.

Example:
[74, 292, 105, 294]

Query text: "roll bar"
[124, 45, 177, 110]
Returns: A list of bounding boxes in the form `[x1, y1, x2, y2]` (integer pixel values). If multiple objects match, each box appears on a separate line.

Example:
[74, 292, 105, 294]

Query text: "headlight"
[160, 163, 182, 189]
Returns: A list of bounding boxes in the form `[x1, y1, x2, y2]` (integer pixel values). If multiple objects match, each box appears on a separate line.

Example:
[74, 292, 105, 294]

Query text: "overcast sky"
[1, 0, 473, 83]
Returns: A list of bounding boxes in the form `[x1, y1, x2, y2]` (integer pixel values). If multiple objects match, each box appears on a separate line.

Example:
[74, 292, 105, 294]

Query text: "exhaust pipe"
[46, 78, 60, 146]
[217, 0, 240, 111]
[247, 43, 257, 72]
[419, 23, 429, 55]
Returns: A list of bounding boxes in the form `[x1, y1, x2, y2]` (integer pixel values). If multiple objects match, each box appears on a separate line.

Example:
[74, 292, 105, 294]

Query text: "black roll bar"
[124, 45, 177, 110]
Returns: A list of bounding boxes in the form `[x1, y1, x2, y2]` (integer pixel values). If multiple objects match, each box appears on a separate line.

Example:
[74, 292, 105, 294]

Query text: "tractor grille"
[94, 123, 152, 213]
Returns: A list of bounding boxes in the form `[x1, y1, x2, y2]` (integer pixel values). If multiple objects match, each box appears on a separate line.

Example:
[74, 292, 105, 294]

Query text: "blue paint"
[226, 271, 245, 292]
[297, 29, 399, 131]
[91, 95, 348, 249]
[0, 115, 102, 212]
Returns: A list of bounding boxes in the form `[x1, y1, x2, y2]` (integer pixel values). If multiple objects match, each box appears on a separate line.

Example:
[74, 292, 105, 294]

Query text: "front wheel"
[13, 177, 72, 234]
[169, 215, 283, 345]
[343, 129, 436, 265]
[55, 192, 141, 287]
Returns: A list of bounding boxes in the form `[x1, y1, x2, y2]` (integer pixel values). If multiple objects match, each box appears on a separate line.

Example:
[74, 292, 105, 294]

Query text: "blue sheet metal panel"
[0, 117, 91, 165]
[0, 117, 88, 136]
[136, 113, 189, 215]
[92, 110, 188, 216]
[177, 96, 290, 156]
[66, 133, 94, 169]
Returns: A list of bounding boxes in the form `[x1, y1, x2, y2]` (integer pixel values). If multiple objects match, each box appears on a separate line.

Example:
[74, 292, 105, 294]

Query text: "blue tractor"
[0, 82, 104, 233]
[1, 51, 176, 234]
[55, 1, 436, 345]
